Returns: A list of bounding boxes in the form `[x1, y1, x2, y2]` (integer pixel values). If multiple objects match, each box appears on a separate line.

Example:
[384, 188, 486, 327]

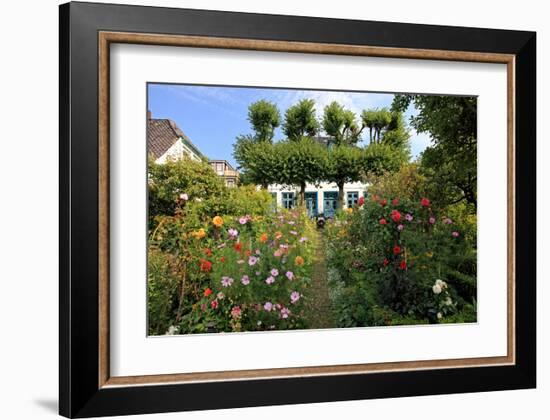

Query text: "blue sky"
[147, 84, 432, 168]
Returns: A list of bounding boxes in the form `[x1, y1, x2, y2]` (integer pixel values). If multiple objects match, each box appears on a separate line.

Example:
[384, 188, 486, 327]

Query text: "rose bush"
[326, 194, 476, 327]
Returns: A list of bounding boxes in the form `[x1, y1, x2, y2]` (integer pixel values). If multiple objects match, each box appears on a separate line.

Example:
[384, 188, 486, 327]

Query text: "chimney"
[147, 110, 152, 120]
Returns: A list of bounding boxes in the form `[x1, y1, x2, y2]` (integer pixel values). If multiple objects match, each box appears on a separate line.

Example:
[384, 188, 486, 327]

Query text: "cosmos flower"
[248, 256, 258, 266]
[290, 291, 301, 304]
[241, 275, 250, 285]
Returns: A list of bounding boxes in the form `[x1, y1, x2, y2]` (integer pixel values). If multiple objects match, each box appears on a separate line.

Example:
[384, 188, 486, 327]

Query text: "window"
[216, 163, 224, 172]
[347, 191, 359, 208]
[227, 179, 234, 187]
[282, 192, 295, 209]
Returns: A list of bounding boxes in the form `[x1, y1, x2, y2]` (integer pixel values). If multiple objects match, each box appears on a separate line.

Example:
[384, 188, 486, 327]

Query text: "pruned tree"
[325, 145, 365, 209]
[282, 99, 320, 140]
[247, 99, 280, 142]
[322, 101, 363, 146]
[233, 135, 279, 189]
[361, 108, 392, 143]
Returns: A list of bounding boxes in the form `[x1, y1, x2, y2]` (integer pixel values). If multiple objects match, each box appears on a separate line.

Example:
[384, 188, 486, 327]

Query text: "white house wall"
[268, 181, 368, 215]
[156, 138, 202, 164]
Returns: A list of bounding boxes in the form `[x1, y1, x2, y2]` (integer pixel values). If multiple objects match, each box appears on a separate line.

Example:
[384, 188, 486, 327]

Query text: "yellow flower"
[212, 216, 224, 227]
[425, 251, 434, 258]
[345, 207, 353, 214]
[191, 228, 206, 239]
[259, 233, 268, 243]
[295, 256, 304, 266]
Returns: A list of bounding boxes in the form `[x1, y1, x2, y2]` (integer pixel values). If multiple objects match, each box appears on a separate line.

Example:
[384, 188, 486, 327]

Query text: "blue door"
[323, 192, 338, 218]
[305, 192, 318, 217]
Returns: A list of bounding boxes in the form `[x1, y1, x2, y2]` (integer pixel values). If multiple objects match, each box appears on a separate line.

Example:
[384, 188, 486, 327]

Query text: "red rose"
[203, 287, 213, 297]
[393, 245, 401, 255]
[210, 300, 218, 309]
[234, 242, 242, 252]
[399, 260, 407, 270]
[421, 197, 431, 207]
[358, 196, 365, 206]
[392, 198, 399, 206]
[379, 218, 388, 225]
[380, 199, 388, 207]
[390, 209, 401, 223]
[383, 258, 389, 267]
[200, 259, 212, 272]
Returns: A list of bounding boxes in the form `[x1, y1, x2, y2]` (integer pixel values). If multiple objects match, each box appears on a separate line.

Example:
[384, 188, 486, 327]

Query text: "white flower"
[437, 312, 443, 320]
[195, 197, 203, 202]
[432, 284, 442, 295]
[166, 325, 179, 335]
[435, 279, 448, 289]
[179, 193, 188, 201]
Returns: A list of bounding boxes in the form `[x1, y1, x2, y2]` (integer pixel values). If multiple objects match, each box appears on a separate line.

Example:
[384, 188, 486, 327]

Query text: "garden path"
[304, 230, 336, 329]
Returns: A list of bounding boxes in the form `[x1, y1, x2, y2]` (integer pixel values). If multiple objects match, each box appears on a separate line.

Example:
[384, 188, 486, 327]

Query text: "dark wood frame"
[60, 1, 536, 417]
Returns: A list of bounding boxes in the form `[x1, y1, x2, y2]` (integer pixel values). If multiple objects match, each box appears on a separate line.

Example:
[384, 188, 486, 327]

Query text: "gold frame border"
[98, 31, 516, 388]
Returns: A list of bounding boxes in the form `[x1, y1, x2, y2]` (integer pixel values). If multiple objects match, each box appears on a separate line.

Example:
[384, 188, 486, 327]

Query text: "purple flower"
[429, 217, 436, 224]
[271, 268, 279, 277]
[239, 216, 248, 225]
[241, 275, 250, 285]
[248, 256, 258, 266]
[264, 302, 273, 311]
[286, 271, 294, 280]
[221, 276, 234, 287]
[227, 228, 239, 239]
[452, 231, 460, 237]
[265, 276, 276, 285]
[444, 218, 453, 224]
[255, 270, 261, 276]
[290, 291, 301, 304]
[405, 213, 413, 222]
[280, 307, 290, 319]
[397, 224, 404, 231]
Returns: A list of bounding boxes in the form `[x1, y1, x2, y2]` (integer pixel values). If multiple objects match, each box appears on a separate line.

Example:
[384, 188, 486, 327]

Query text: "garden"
[147, 93, 478, 335]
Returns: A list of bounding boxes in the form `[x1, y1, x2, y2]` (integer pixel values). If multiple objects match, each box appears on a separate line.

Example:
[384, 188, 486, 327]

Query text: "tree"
[361, 108, 392, 143]
[275, 137, 328, 205]
[391, 95, 477, 210]
[247, 100, 280, 142]
[282, 99, 320, 140]
[325, 145, 364, 209]
[322, 101, 363, 145]
[233, 135, 279, 189]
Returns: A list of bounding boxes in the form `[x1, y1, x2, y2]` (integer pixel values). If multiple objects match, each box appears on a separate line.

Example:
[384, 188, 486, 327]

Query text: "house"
[267, 137, 369, 218]
[147, 111, 206, 163]
[209, 160, 239, 187]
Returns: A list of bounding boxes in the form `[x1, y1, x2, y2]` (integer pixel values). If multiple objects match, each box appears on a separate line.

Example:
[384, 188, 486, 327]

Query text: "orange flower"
[295, 256, 304, 266]
[259, 233, 268, 243]
[244, 249, 252, 257]
[191, 228, 206, 239]
[275, 231, 283, 240]
[203, 287, 213, 297]
[212, 216, 224, 227]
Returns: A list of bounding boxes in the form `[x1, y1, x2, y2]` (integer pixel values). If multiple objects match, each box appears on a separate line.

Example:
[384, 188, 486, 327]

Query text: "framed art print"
[59, 2, 536, 417]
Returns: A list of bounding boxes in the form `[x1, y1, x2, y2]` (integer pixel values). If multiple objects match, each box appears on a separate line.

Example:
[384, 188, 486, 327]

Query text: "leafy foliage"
[247, 99, 280, 142]
[282, 99, 320, 140]
[322, 101, 362, 145]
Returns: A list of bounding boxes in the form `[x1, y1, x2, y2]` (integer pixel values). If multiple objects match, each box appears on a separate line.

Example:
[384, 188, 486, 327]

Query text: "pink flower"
[452, 231, 460, 237]
[290, 291, 301, 304]
[280, 307, 291, 319]
[221, 276, 234, 287]
[231, 306, 242, 318]
[264, 302, 273, 311]
[271, 268, 279, 277]
[397, 224, 404, 231]
[239, 216, 248, 225]
[241, 275, 250, 285]
[379, 218, 388, 225]
[444, 218, 453, 224]
[255, 249, 261, 255]
[405, 213, 413, 222]
[227, 228, 239, 238]
[265, 276, 276, 285]
[299, 237, 308, 243]
[273, 249, 283, 258]
[286, 271, 294, 280]
[248, 256, 258, 266]
[429, 217, 436, 224]
[421, 197, 431, 207]
[179, 193, 188, 201]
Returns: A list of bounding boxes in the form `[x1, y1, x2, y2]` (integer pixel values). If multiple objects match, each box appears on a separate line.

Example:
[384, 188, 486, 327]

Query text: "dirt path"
[304, 230, 336, 329]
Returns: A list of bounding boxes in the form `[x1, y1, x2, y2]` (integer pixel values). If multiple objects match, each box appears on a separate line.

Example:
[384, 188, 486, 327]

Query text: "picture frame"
[59, 1, 536, 417]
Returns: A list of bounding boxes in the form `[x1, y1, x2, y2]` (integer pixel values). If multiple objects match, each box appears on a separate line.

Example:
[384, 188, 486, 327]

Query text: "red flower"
[358, 196, 365, 206]
[244, 249, 252, 257]
[234, 242, 242, 252]
[393, 245, 401, 255]
[390, 209, 402, 223]
[203, 287, 213, 297]
[392, 198, 399, 206]
[383, 258, 389, 267]
[199, 259, 212, 272]
[380, 199, 388, 207]
[220, 256, 226, 263]
[379, 218, 388, 225]
[372, 194, 379, 202]
[421, 197, 431, 207]
[210, 300, 218, 309]
[399, 260, 407, 270]
[204, 248, 212, 256]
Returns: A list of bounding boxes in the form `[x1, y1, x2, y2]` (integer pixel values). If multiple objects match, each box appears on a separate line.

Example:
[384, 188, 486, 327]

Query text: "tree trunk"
[299, 182, 306, 206]
[337, 181, 345, 210]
